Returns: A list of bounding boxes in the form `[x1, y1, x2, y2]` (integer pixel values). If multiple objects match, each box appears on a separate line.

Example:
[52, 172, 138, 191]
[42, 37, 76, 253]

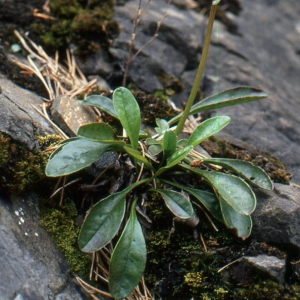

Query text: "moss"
[0, 132, 61, 195]
[233, 280, 300, 299]
[30, 0, 119, 57]
[201, 136, 293, 184]
[131, 90, 179, 124]
[157, 73, 184, 96]
[39, 198, 91, 278]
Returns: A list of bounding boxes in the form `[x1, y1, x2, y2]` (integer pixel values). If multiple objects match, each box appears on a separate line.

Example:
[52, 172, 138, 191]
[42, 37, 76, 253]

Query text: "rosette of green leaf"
[202, 158, 273, 190]
[124, 146, 154, 170]
[46, 138, 111, 177]
[154, 145, 193, 177]
[78, 179, 149, 253]
[186, 116, 231, 147]
[83, 95, 119, 119]
[181, 165, 256, 215]
[109, 198, 147, 299]
[169, 87, 269, 125]
[219, 195, 252, 240]
[150, 189, 194, 219]
[113, 87, 141, 150]
[162, 179, 223, 222]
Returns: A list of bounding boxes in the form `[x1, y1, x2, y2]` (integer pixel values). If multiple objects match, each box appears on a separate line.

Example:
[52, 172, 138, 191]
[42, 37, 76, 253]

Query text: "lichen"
[0, 132, 61, 195]
[39, 198, 90, 278]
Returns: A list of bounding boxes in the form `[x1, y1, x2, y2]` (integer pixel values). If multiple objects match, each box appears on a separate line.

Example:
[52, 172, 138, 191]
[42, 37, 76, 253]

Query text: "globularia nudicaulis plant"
[46, 1, 273, 298]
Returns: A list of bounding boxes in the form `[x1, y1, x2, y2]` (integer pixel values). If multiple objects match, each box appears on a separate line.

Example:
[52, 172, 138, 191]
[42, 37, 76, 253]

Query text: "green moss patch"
[0, 132, 61, 195]
[39, 198, 90, 278]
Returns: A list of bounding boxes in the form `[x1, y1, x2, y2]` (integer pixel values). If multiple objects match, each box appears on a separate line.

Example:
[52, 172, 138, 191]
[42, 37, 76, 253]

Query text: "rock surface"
[238, 255, 286, 284]
[252, 183, 300, 251]
[0, 193, 88, 300]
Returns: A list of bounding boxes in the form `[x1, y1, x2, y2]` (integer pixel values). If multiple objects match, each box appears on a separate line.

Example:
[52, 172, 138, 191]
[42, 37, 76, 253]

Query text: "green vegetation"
[45, 2, 273, 296]
[0, 132, 61, 195]
[30, 0, 119, 56]
[39, 198, 91, 278]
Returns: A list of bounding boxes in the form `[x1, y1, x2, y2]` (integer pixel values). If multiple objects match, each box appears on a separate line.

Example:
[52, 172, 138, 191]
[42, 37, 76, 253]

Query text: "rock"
[50, 95, 98, 137]
[111, 0, 204, 92]
[76, 51, 113, 78]
[0, 193, 88, 300]
[0, 75, 55, 149]
[252, 183, 300, 251]
[238, 255, 286, 284]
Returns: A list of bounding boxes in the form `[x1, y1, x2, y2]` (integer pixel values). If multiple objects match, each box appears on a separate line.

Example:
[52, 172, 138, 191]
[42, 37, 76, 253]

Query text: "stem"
[175, 1, 219, 135]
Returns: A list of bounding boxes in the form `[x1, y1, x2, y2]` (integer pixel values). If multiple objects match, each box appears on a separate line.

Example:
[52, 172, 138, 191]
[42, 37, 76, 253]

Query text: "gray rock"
[50, 95, 98, 137]
[252, 183, 300, 251]
[111, 0, 204, 92]
[0, 193, 88, 300]
[0, 75, 55, 149]
[239, 255, 286, 284]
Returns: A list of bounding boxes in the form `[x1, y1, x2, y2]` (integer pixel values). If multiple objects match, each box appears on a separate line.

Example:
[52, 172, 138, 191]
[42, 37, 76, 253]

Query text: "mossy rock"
[0, 132, 61, 195]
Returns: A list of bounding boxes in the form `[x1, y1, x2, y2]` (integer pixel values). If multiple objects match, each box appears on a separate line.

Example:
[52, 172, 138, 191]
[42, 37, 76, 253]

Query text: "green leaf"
[162, 180, 223, 222]
[113, 87, 141, 150]
[155, 118, 169, 135]
[124, 146, 153, 169]
[169, 87, 269, 125]
[77, 123, 116, 141]
[152, 189, 194, 219]
[182, 165, 256, 215]
[162, 131, 177, 158]
[186, 116, 231, 147]
[202, 158, 273, 190]
[83, 95, 119, 119]
[78, 179, 149, 253]
[78, 191, 126, 252]
[155, 145, 193, 177]
[109, 198, 146, 299]
[167, 145, 193, 168]
[45, 138, 109, 177]
[219, 196, 252, 240]
[148, 144, 162, 156]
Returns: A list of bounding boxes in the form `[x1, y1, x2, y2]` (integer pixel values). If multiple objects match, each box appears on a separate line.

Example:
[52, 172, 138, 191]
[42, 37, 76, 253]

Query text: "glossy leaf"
[113, 87, 141, 150]
[109, 198, 146, 299]
[169, 87, 269, 125]
[46, 138, 109, 177]
[78, 179, 149, 253]
[186, 116, 231, 147]
[162, 131, 177, 158]
[182, 165, 256, 215]
[83, 95, 119, 119]
[78, 191, 126, 252]
[162, 180, 223, 222]
[203, 158, 273, 190]
[77, 123, 115, 141]
[152, 189, 194, 219]
[219, 196, 252, 240]
[124, 146, 153, 169]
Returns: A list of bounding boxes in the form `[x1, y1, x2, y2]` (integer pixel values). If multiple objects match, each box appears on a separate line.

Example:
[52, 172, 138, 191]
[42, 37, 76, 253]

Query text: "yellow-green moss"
[39, 198, 90, 278]
[0, 132, 61, 195]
